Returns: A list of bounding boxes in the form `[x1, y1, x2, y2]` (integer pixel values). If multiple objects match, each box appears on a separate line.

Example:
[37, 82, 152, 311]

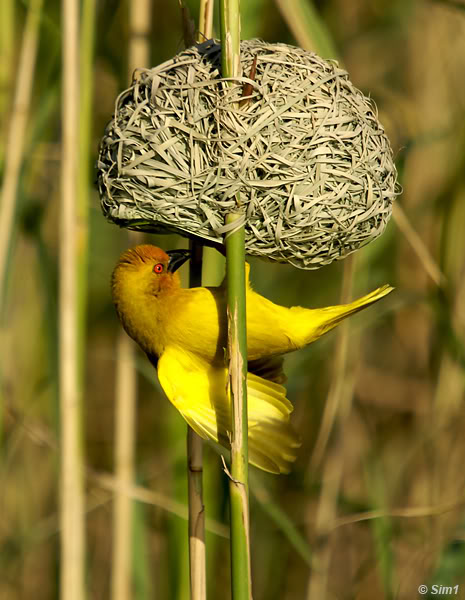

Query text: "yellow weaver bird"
[112, 245, 393, 474]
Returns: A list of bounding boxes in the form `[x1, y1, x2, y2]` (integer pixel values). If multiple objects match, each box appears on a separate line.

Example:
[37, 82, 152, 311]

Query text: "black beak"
[166, 249, 191, 273]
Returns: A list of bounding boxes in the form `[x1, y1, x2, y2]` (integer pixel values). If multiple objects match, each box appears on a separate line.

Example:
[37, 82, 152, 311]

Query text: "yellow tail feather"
[157, 348, 300, 474]
[290, 284, 394, 346]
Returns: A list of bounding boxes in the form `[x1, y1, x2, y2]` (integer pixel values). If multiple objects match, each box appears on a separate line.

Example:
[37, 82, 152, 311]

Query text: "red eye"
[153, 263, 164, 274]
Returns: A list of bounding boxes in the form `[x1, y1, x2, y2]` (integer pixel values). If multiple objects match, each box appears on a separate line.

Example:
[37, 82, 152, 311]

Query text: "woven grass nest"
[97, 38, 399, 269]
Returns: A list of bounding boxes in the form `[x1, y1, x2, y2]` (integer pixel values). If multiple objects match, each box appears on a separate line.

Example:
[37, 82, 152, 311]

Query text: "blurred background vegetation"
[2, 0, 465, 598]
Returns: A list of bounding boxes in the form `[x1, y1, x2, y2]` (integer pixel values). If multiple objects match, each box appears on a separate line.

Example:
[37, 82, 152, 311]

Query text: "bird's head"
[111, 245, 190, 308]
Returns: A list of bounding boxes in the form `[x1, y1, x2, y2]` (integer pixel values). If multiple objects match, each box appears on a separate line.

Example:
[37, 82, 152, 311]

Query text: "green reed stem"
[220, 3, 251, 598]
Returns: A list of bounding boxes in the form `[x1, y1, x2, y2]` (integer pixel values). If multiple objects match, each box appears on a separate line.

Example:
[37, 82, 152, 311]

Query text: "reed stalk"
[184, 4, 216, 597]
[224, 212, 251, 600]
[181, 0, 218, 600]
[59, 0, 86, 598]
[112, 2, 152, 599]
[112, 331, 137, 600]
[219, 4, 251, 597]
[197, 0, 214, 40]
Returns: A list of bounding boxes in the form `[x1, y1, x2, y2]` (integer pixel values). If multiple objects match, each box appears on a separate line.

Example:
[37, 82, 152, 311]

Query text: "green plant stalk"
[219, 3, 251, 598]
[220, 0, 241, 79]
[225, 214, 252, 600]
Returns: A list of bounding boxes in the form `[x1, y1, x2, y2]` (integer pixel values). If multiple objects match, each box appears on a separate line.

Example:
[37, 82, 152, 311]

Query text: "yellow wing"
[157, 346, 300, 474]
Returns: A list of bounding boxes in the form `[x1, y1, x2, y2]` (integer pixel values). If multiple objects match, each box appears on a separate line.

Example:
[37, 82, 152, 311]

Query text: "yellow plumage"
[112, 244, 393, 474]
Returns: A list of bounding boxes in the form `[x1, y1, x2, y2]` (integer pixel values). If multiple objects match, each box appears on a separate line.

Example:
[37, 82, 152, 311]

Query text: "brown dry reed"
[97, 38, 400, 270]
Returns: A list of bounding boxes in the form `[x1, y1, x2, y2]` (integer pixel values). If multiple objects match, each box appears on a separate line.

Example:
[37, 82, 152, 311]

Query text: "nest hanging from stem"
[97, 39, 399, 269]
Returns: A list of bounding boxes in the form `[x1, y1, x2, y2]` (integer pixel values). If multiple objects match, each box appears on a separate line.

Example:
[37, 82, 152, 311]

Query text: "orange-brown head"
[111, 245, 190, 354]
[112, 244, 190, 294]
